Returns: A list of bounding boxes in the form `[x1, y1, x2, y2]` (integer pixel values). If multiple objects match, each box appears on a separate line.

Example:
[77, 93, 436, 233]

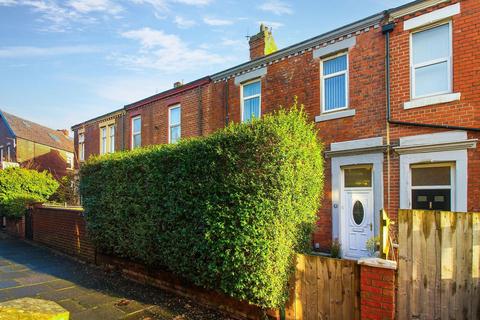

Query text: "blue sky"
[0, 0, 411, 132]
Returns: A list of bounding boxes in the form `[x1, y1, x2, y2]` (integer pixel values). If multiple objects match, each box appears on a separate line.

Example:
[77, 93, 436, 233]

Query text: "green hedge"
[80, 106, 324, 309]
[0, 167, 59, 218]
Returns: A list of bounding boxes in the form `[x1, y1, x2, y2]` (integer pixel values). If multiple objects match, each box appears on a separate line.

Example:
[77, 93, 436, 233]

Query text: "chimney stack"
[57, 129, 69, 137]
[249, 24, 278, 60]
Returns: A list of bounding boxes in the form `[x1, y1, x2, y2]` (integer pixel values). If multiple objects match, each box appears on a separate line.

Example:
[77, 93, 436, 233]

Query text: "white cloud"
[94, 76, 173, 104]
[116, 27, 229, 72]
[0, 45, 101, 58]
[132, 0, 212, 13]
[0, 0, 122, 32]
[174, 15, 196, 29]
[257, 20, 284, 29]
[221, 38, 247, 48]
[259, 0, 292, 15]
[68, 0, 122, 14]
[175, 0, 212, 5]
[203, 17, 233, 26]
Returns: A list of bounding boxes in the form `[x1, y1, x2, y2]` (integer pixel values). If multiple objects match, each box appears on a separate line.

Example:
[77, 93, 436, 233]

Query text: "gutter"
[211, 12, 384, 81]
[382, 23, 480, 132]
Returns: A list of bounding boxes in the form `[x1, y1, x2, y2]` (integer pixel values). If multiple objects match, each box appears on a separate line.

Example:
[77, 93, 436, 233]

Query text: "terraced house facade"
[72, 0, 479, 258]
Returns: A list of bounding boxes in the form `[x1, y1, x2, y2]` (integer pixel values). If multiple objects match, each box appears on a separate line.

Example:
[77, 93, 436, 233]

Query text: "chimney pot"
[174, 81, 183, 88]
[57, 129, 69, 136]
[248, 24, 278, 60]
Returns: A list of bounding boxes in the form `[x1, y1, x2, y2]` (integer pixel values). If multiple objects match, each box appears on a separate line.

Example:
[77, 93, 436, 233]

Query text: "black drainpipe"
[382, 22, 480, 132]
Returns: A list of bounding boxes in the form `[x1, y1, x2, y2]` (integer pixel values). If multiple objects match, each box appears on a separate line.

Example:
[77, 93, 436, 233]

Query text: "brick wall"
[360, 264, 396, 320]
[5, 216, 24, 239]
[31, 205, 95, 262]
[210, 26, 387, 250]
[28, 206, 397, 320]
[387, 0, 480, 216]
[70, 0, 480, 252]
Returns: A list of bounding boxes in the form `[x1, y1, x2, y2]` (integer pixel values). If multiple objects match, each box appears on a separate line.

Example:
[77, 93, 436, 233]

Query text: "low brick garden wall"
[27, 204, 397, 320]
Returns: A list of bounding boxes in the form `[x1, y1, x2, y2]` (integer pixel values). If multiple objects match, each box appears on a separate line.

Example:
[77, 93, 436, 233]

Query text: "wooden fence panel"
[397, 209, 480, 320]
[285, 254, 360, 320]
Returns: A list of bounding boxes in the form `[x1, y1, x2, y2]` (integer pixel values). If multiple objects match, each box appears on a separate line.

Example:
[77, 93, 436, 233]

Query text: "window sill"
[315, 109, 356, 122]
[404, 92, 461, 110]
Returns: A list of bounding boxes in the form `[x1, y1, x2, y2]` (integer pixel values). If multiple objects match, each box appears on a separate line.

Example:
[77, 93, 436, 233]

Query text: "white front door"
[341, 165, 374, 259]
[343, 190, 374, 258]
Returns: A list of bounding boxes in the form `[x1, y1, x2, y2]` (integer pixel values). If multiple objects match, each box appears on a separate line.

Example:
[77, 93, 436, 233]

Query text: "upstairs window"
[78, 133, 85, 161]
[131, 116, 141, 149]
[241, 80, 261, 122]
[6, 144, 11, 161]
[169, 105, 181, 144]
[322, 53, 348, 112]
[100, 127, 107, 155]
[109, 124, 115, 153]
[411, 22, 451, 99]
[66, 153, 74, 170]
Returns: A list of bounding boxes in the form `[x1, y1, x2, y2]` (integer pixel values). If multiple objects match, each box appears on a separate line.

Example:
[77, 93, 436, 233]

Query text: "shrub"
[50, 174, 80, 205]
[80, 105, 324, 309]
[0, 167, 59, 218]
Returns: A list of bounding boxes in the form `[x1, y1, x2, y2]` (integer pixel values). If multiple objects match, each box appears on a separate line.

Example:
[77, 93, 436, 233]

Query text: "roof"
[71, 108, 124, 130]
[210, 11, 385, 81]
[124, 76, 211, 110]
[0, 110, 74, 152]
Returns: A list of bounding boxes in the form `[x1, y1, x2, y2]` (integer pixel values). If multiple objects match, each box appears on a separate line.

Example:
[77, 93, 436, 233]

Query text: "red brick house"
[72, 0, 479, 258]
[0, 110, 74, 178]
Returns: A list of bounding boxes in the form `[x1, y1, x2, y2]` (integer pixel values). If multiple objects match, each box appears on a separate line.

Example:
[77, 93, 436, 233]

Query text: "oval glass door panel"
[353, 200, 364, 225]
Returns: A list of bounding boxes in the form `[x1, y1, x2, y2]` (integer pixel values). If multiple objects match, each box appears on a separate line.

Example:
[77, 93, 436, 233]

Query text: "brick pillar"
[358, 258, 396, 320]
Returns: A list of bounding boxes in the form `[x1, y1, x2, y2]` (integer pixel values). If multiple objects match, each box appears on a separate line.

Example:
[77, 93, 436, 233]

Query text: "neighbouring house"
[0, 110, 74, 178]
[72, 0, 479, 259]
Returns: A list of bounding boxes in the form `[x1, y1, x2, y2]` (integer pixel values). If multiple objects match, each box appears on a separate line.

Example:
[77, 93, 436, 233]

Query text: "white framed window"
[410, 163, 454, 210]
[66, 153, 74, 170]
[131, 116, 141, 149]
[0, 147, 3, 162]
[241, 79, 261, 122]
[6, 144, 11, 161]
[411, 22, 452, 99]
[109, 124, 115, 153]
[321, 52, 348, 113]
[100, 127, 107, 155]
[168, 105, 181, 144]
[78, 133, 85, 161]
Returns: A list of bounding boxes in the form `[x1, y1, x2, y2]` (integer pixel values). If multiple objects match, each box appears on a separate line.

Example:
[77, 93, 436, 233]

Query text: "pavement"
[0, 232, 232, 320]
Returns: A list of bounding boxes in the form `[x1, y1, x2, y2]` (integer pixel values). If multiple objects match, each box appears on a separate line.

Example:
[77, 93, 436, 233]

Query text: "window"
[169, 105, 181, 144]
[6, 145, 11, 161]
[411, 22, 451, 99]
[410, 163, 453, 211]
[109, 124, 115, 153]
[66, 153, 74, 170]
[78, 133, 85, 161]
[344, 166, 372, 188]
[322, 53, 348, 112]
[131, 116, 141, 149]
[100, 127, 107, 155]
[241, 80, 261, 122]
[0, 147, 3, 162]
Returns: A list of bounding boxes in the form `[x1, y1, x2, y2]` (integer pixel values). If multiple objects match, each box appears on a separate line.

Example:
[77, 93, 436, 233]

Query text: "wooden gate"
[284, 254, 360, 320]
[397, 209, 480, 319]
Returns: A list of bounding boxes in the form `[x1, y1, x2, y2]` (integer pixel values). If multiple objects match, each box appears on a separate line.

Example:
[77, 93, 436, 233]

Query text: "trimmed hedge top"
[80, 106, 324, 309]
[0, 167, 59, 218]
